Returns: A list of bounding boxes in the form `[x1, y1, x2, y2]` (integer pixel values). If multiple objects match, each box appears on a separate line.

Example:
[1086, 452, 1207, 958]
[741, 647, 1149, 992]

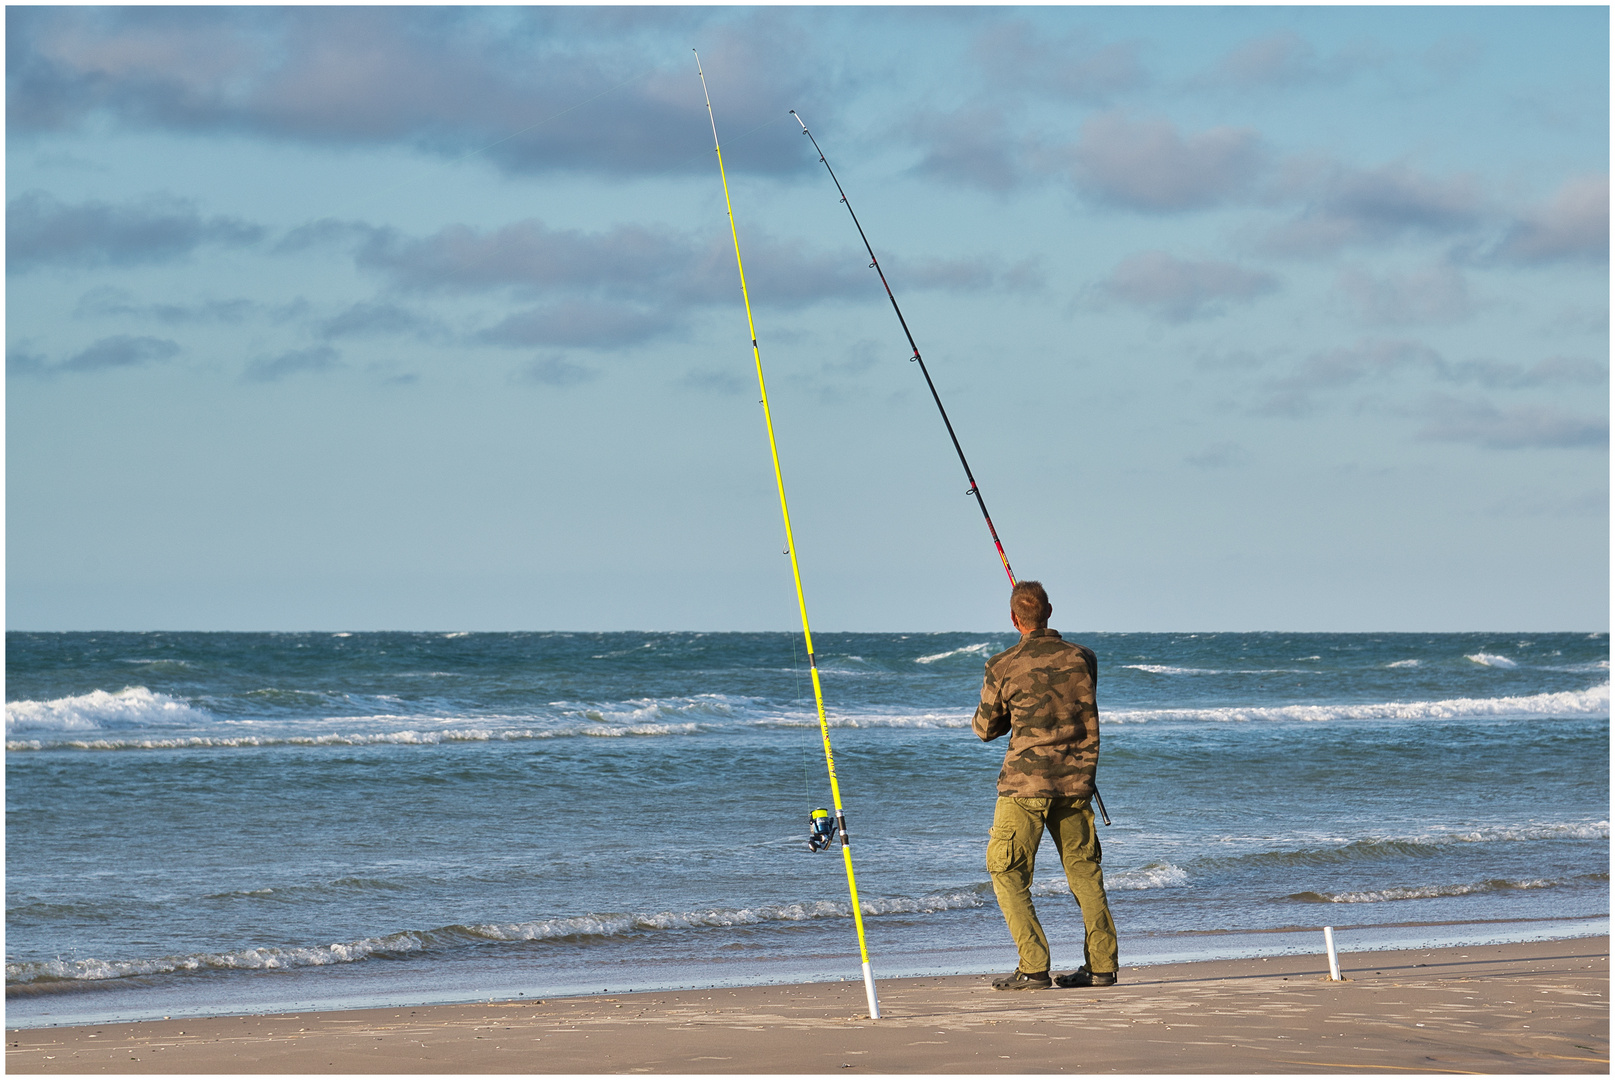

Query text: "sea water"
[6, 630, 1608, 1026]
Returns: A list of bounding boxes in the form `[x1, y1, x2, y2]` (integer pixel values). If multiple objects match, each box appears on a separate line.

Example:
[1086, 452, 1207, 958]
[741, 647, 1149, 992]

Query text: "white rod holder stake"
[1323, 926, 1342, 981]
[862, 961, 881, 1019]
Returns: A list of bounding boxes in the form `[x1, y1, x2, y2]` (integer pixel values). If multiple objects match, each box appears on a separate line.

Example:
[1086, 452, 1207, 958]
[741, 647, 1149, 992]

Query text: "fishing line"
[697, 52, 881, 1021]
[792, 111, 1112, 826]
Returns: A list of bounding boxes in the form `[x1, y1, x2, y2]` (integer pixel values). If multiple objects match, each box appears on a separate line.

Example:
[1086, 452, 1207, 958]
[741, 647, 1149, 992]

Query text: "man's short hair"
[1011, 580, 1052, 629]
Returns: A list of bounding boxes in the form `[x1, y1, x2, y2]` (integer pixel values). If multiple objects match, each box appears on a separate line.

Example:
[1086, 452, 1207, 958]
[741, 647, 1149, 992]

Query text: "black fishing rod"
[792, 110, 1111, 827]
[791, 110, 1016, 587]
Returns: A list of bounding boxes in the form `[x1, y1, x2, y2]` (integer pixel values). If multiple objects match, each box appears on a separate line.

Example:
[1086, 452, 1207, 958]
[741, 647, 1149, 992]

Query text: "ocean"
[5, 630, 1608, 1027]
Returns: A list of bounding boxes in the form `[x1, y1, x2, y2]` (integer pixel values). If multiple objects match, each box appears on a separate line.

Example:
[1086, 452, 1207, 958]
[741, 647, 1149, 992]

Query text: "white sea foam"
[1551, 660, 1611, 673]
[1105, 683, 1608, 724]
[5, 930, 428, 984]
[4, 890, 993, 985]
[6, 723, 705, 752]
[1294, 878, 1565, 904]
[1386, 659, 1421, 668]
[915, 643, 994, 665]
[1109, 863, 1190, 890]
[4, 687, 210, 734]
[12, 682, 1605, 752]
[861, 889, 990, 915]
[1029, 862, 1188, 895]
[1466, 652, 1519, 668]
[470, 891, 993, 939]
[1434, 820, 1609, 844]
[751, 712, 971, 730]
[1242, 821, 1610, 867]
[1122, 665, 1313, 676]
[575, 694, 740, 725]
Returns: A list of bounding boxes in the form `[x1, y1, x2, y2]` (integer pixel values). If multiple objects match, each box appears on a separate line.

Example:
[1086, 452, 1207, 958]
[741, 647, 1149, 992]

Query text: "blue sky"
[6, 6, 1608, 632]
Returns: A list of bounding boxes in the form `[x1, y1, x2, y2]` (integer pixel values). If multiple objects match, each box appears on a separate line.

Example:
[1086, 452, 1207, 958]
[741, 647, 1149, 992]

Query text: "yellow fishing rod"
[695, 51, 881, 1022]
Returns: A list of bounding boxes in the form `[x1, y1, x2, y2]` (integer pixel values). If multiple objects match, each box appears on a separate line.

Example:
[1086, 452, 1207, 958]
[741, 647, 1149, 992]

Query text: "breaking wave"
[1466, 652, 1519, 668]
[1221, 821, 1609, 870]
[5, 863, 1222, 991]
[1108, 863, 1190, 890]
[5, 687, 210, 734]
[5, 724, 705, 752]
[4, 691, 754, 751]
[4, 888, 998, 989]
[1025, 862, 1189, 895]
[1121, 665, 1316, 676]
[752, 711, 971, 731]
[1105, 684, 1608, 724]
[1285, 873, 1606, 904]
[13, 682, 1606, 752]
[915, 643, 995, 664]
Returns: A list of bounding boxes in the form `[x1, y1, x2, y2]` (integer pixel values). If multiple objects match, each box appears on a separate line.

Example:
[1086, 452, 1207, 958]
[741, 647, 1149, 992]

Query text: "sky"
[5, 5, 1609, 633]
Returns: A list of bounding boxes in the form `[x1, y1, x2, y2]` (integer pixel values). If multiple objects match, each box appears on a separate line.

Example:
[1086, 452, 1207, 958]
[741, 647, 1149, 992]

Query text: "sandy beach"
[7, 935, 1606, 1074]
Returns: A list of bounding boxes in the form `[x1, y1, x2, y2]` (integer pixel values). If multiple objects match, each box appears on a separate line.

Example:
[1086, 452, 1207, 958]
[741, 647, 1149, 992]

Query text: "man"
[973, 579, 1118, 990]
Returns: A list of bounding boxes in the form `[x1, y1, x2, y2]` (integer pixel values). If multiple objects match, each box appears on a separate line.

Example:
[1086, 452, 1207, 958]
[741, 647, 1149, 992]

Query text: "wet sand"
[7, 936, 1607, 1073]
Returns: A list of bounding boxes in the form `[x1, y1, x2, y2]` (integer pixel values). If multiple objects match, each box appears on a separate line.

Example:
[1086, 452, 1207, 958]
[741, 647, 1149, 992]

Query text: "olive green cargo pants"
[987, 795, 1118, 975]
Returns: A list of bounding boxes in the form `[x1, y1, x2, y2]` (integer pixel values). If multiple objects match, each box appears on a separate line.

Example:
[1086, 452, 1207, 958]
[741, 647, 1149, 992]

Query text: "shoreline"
[7, 913, 1606, 1030]
[9, 935, 1607, 1074]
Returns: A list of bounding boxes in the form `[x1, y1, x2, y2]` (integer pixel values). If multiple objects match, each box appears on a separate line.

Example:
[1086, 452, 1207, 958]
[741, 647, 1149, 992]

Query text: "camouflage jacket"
[972, 629, 1099, 798]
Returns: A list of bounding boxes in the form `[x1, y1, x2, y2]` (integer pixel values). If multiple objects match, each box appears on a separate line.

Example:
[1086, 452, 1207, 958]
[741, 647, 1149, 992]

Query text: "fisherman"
[974, 580, 1118, 990]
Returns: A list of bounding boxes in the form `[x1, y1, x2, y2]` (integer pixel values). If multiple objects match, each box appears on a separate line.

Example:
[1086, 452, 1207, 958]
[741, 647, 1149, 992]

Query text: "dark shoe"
[992, 969, 1052, 990]
[1055, 966, 1117, 988]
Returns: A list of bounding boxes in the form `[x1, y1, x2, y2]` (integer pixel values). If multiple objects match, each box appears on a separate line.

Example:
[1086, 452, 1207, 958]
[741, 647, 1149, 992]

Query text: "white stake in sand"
[1323, 926, 1342, 980]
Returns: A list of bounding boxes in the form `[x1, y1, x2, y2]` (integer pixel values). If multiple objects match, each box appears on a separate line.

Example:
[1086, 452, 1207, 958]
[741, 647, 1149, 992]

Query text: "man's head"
[1010, 580, 1052, 632]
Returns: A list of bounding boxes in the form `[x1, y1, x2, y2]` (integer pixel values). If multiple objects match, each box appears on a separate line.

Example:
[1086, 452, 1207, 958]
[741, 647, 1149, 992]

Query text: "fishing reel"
[807, 807, 837, 852]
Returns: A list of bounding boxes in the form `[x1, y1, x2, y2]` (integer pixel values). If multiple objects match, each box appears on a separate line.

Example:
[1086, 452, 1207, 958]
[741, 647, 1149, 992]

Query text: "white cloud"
[478, 301, 673, 350]
[243, 345, 340, 382]
[1444, 355, 1607, 390]
[1095, 251, 1277, 321]
[7, 191, 264, 269]
[1256, 339, 1610, 435]
[1263, 160, 1483, 255]
[1193, 29, 1380, 90]
[1495, 174, 1609, 264]
[1417, 394, 1608, 450]
[972, 21, 1145, 101]
[1200, 30, 1319, 88]
[1334, 263, 1472, 326]
[1067, 113, 1263, 211]
[517, 354, 597, 387]
[907, 106, 1025, 193]
[1184, 441, 1250, 469]
[8, 7, 821, 178]
[1256, 339, 1442, 416]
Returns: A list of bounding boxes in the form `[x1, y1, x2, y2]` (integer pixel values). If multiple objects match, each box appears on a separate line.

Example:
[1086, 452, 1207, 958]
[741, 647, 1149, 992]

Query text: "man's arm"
[972, 662, 1011, 742]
